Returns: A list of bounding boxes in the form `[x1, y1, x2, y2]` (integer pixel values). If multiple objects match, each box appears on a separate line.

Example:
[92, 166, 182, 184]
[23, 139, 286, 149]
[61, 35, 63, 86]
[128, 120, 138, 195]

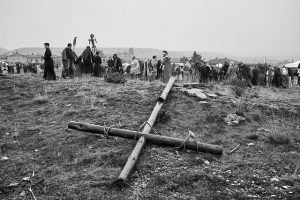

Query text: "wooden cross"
[68, 77, 223, 184]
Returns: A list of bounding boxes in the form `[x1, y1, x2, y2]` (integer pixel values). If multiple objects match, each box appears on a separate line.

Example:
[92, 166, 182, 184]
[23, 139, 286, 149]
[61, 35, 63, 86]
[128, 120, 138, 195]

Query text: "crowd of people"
[42, 43, 174, 83]
[2, 43, 299, 89]
[0, 62, 41, 75]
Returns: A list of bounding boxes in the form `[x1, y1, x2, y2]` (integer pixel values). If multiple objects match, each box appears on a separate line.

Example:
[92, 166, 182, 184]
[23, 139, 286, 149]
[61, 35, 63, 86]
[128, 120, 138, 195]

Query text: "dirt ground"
[0, 73, 300, 200]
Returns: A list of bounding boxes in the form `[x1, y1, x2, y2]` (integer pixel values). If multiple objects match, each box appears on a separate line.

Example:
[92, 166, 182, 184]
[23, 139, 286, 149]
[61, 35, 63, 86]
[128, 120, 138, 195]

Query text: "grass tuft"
[63, 109, 79, 117]
[269, 133, 292, 145]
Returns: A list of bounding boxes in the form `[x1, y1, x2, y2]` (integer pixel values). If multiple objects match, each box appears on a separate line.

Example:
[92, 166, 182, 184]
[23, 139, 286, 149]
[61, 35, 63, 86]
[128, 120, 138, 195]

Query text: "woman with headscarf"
[42, 43, 56, 80]
[161, 50, 172, 83]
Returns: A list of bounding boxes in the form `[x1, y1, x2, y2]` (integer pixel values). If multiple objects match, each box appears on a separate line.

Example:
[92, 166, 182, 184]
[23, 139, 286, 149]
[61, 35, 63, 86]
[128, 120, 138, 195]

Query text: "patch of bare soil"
[0, 74, 300, 200]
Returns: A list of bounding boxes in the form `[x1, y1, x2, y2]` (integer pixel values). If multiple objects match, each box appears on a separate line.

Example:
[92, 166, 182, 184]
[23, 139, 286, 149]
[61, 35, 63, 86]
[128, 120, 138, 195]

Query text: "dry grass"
[0, 74, 300, 199]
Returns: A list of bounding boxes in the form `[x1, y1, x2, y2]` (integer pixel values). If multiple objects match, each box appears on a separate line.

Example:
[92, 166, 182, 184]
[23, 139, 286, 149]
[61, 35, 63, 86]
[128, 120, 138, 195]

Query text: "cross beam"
[67, 77, 223, 184]
[68, 121, 223, 155]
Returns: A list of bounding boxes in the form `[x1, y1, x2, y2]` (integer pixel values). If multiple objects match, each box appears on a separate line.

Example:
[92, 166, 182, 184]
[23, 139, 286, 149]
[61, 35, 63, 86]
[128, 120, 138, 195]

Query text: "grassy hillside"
[0, 73, 300, 199]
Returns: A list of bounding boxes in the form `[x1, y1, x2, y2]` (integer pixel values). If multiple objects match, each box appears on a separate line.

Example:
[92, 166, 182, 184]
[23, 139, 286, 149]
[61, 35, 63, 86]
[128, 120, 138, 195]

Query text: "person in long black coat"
[81, 46, 94, 75]
[93, 51, 102, 77]
[42, 43, 56, 80]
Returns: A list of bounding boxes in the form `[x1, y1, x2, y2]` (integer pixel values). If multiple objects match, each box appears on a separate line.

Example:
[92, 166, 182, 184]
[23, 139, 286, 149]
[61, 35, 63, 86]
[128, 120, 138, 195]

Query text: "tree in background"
[180, 56, 188, 63]
[191, 51, 204, 64]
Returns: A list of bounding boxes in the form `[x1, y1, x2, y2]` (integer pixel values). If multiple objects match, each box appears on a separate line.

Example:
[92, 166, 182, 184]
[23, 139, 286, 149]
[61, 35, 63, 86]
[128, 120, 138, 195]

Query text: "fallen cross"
[68, 77, 223, 185]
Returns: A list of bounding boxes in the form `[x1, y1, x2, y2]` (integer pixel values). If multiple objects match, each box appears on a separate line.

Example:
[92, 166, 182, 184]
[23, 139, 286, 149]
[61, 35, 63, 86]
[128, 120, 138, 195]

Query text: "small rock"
[258, 128, 269, 132]
[247, 195, 257, 198]
[186, 89, 207, 100]
[198, 101, 208, 104]
[5, 132, 10, 135]
[270, 177, 279, 182]
[206, 93, 218, 98]
[9, 182, 19, 187]
[22, 177, 30, 181]
[1, 156, 9, 160]
[282, 185, 290, 189]
[224, 113, 245, 125]
[20, 191, 26, 196]
[204, 160, 210, 165]
[248, 143, 254, 146]
[67, 104, 71, 107]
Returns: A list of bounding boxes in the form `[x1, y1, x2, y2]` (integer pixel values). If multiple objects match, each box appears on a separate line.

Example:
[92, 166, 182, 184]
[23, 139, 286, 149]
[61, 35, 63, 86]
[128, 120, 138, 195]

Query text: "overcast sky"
[0, 0, 299, 58]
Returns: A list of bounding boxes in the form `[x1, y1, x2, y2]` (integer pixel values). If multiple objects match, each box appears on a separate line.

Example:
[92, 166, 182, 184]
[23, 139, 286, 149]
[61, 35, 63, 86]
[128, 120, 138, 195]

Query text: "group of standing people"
[127, 50, 172, 83]
[42, 42, 174, 83]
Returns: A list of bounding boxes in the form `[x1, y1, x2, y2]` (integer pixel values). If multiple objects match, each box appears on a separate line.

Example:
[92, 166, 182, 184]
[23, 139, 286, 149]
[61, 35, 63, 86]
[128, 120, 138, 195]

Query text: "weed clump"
[104, 73, 126, 84]
[232, 86, 246, 97]
[33, 95, 49, 104]
[224, 77, 249, 97]
[269, 133, 292, 145]
[63, 109, 79, 117]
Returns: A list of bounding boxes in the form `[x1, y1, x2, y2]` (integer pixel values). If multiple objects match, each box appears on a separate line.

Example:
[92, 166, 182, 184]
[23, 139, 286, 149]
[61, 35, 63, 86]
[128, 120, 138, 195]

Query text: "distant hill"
[0, 47, 8, 55]
[4, 47, 229, 60]
[2, 47, 285, 64]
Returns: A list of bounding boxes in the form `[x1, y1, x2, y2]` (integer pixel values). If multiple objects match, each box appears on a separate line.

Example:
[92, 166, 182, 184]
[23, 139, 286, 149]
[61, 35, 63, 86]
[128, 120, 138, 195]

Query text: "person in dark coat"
[42, 43, 56, 80]
[93, 51, 102, 77]
[252, 66, 259, 86]
[81, 46, 94, 75]
[112, 54, 122, 73]
[16, 64, 21, 74]
[62, 43, 76, 78]
[273, 67, 282, 87]
[107, 57, 114, 74]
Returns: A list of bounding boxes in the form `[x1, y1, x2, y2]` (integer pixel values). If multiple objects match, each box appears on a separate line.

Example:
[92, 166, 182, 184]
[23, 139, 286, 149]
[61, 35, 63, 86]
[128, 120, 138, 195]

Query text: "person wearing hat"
[93, 51, 102, 77]
[161, 50, 172, 83]
[42, 43, 56, 80]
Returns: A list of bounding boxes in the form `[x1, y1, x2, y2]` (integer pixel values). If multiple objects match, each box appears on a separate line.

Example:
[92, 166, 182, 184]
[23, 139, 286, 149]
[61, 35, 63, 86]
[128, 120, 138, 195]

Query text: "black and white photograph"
[0, 0, 300, 199]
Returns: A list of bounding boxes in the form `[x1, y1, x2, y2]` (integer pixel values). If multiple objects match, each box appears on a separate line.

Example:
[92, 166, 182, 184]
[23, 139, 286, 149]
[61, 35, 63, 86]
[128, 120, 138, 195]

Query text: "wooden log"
[68, 121, 223, 155]
[183, 83, 207, 88]
[117, 77, 176, 183]
[157, 77, 176, 102]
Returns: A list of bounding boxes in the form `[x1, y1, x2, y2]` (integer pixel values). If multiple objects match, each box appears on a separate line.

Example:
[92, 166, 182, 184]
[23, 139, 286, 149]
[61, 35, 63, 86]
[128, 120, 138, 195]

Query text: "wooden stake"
[117, 77, 176, 183]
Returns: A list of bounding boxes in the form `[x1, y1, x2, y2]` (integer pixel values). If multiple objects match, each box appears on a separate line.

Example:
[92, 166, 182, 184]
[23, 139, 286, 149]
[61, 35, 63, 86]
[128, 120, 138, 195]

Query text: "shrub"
[224, 77, 249, 88]
[104, 73, 126, 84]
[252, 114, 261, 122]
